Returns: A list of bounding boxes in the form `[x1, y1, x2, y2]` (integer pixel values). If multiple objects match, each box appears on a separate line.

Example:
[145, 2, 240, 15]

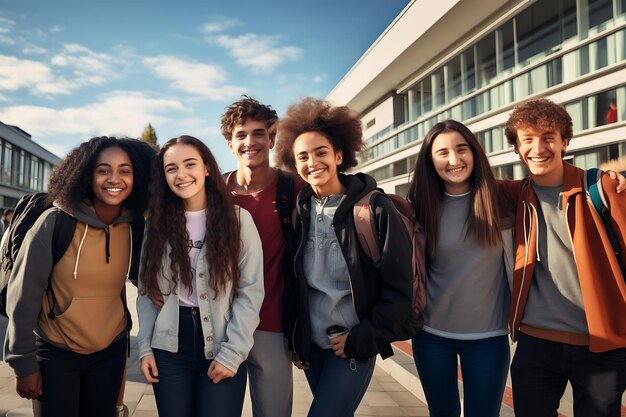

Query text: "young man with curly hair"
[219, 96, 300, 417]
[503, 98, 626, 417]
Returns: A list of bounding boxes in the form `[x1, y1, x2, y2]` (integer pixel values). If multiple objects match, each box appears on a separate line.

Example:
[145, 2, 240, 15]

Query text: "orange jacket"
[505, 163, 626, 352]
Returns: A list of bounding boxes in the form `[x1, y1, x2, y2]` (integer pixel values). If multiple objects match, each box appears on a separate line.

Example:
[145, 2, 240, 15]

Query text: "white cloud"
[50, 25, 63, 33]
[0, 92, 186, 153]
[0, 93, 11, 102]
[201, 18, 241, 34]
[22, 44, 47, 55]
[208, 33, 301, 73]
[0, 55, 64, 95]
[0, 35, 15, 45]
[51, 43, 122, 87]
[313, 74, 325, 83]
[144, 55, 245, 100]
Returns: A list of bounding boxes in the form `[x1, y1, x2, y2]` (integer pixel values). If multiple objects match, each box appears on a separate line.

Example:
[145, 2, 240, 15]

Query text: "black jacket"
[287, 173, 413, 361]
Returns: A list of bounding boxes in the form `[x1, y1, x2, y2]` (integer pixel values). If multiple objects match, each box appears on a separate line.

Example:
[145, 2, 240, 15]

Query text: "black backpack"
[0, 193, 76, 317]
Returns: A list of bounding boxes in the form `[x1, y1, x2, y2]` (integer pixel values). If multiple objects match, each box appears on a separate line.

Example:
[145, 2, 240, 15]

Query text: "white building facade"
[327, 0, 626, 195]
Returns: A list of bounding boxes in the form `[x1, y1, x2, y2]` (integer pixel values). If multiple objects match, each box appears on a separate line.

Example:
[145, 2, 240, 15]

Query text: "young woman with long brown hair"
[136, 135, 264, 417]
[406, 120, 513, 417]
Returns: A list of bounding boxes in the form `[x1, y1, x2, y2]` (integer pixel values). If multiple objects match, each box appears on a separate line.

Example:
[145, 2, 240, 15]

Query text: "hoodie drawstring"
[72, 223, 133, 280]
[73, 224, 89, 279]
[104, 226, 111, 264]
[126, 224, 132, 280]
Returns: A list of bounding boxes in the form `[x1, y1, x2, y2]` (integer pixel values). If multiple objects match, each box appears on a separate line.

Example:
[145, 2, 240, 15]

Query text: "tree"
[140, 123, 158, 149]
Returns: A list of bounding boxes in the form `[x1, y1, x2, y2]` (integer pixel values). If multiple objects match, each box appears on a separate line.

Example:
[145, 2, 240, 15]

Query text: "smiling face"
[91, 146, 134, 212]
[163, 143, 209, 211]
[515, 126, 568, 186]
[227, 119, 274, 170]
[293, 131, 344, 198]
[430, 130, 474, 195]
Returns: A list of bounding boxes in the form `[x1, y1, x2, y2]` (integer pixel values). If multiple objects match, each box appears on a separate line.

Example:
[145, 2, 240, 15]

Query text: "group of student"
[2, 95, 625, 417]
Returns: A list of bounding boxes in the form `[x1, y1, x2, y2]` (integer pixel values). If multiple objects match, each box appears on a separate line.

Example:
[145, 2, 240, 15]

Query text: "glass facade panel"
[446, 56, 462, 102]
[517, 1, 561, 65]
[19, 151, 26, 187]
[588, 0, 613, 32]
[462, 49, 476, 93]
[499, 20, 515, 74]
[562, 0, 578, 41]
[422, 80, 433, 114]
[476, 33, 497, 87]
[433, 68, 445, 107]
[1, 142, 11, 184]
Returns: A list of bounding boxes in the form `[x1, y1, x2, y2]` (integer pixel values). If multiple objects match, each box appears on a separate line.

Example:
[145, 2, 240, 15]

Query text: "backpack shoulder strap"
[585, 168, 607, 217]
[51, 210, 77, 264]
[276, 170, 295, 228]
[353, 190, 382, 264]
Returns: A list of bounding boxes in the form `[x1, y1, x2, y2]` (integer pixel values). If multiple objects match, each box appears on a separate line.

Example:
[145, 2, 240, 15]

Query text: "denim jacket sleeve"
[215, 208, 264, 372]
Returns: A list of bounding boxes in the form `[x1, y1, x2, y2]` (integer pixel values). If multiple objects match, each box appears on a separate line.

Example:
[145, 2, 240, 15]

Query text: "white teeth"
[308, 168, 325, 176]
[177, 181, 194, 188]
[529, 157, 548, 162]
[106, 188, 122, 192]
[242, 149, 259, 155]
[448, 167, 463, 173]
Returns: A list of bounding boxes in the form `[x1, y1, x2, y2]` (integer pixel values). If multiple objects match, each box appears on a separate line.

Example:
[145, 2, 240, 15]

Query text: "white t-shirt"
[178, 209, 206, 307]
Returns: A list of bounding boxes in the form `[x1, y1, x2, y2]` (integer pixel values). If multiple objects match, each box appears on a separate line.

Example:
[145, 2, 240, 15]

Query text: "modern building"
[327, 0, 626, 195]
[0, 121, 60, 210]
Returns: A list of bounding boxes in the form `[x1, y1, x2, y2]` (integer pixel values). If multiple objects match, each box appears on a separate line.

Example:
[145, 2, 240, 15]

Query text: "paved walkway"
[1, 283, 429, 417]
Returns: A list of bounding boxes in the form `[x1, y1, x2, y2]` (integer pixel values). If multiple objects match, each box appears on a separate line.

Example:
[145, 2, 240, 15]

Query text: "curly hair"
[274, 97, 365, 173]
[140, 135, 241, 300]
[220, 95, 278, 141]
[47, 136, 155, 218]
[504, 98, 573, 147]
[407, 120, 504, 253]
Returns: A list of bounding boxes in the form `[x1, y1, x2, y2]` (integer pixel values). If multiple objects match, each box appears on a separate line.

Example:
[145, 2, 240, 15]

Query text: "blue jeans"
[412, 331, 510, 417]
[304, 343, 376, 417]
[152, 306, 247, 417]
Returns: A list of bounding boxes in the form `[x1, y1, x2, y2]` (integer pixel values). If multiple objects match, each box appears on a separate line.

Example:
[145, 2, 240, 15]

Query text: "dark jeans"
[152, 306, 247, 417]
[412, 331, 510, 417]
[36, 335, 127, 417]
[304, 343, 376, 417]
[511, 332, 626, 417]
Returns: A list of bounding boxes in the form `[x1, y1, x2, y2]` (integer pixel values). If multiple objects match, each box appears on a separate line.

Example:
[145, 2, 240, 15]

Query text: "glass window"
[499, 20, 515, 74]
[30, 156, 40, 190]
[408, 87, 421, 121]
[19, 150, 26, 187]
[516, 1, 561, 65]
[446, 56, 462, 102]
[43, 163, 52, 192]
[476, 33, 497, 88]
[422, 80, 433, 114]
[590, 36, 609, 71]
[565, 100, 585, 132]
[462, 49, 476, 94]
[529, 65, 549, 94]
[2, 143, 12, 184]
[433, 68, 445, 108]
[596, 89, 616, 126]
[588, 0, 613, 32]
[562, 0, 578, 41]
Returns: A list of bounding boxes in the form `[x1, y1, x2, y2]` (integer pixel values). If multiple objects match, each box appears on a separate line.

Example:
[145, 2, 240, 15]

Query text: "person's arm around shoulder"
[344, 194, 413, 358]
[214, 208, 264, 376]
[3, 209, 59, 398]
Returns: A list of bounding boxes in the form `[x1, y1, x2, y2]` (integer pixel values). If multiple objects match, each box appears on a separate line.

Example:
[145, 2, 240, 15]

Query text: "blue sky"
[0, 0, 409, 171]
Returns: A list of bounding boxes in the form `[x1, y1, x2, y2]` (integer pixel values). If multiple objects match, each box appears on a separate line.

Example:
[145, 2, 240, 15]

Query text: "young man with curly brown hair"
[219, 96, 301, 417]
[504, 98, 626, 417]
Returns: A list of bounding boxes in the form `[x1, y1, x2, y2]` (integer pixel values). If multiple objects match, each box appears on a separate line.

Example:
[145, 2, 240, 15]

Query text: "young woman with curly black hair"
[274, 98, 415, 417]
[136, 135, 264, 417]
[4, 136, 155, 417]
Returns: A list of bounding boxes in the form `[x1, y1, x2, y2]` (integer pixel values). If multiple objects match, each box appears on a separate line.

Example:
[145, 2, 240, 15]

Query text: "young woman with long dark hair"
[136, 135, 263, 417]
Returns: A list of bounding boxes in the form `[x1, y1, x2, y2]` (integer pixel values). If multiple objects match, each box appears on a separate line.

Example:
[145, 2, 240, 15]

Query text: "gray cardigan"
[136, 208, 264, 373]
